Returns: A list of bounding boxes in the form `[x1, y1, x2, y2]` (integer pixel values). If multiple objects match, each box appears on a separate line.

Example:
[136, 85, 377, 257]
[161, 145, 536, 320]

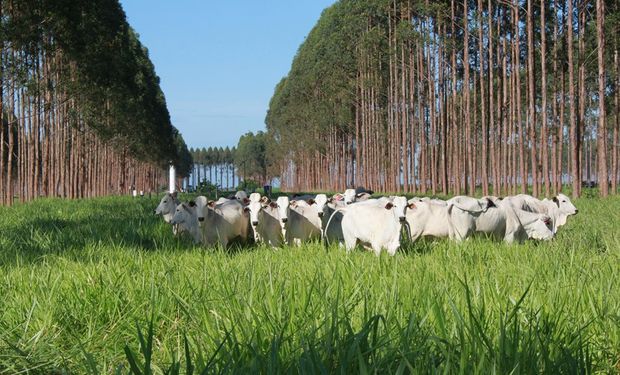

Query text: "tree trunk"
[596, 0, 608, 196]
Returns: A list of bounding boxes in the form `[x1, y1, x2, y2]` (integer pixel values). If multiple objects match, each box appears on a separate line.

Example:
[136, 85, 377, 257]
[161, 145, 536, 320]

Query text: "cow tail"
[323, 207, 345, 248]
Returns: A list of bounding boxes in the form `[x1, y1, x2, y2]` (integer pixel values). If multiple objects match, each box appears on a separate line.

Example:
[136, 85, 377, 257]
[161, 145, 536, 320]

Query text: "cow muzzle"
[318, 212, 324, 218]
[281, 218, 288, 223]
[252, 221, 259, 226]
[399, 217, 406, 223]
[198, 217, 204, 222]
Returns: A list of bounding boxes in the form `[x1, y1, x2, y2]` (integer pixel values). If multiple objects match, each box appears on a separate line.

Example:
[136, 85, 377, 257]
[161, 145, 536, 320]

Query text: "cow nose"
[281, 218, 288, 223]
[153, 210, 157, 214]
[252, 221, 258, 226]
[198, 217, 204, 222]
[575, 209, 579, 214]
[318, 212, 324, 217]
[399, 217, 406, 223]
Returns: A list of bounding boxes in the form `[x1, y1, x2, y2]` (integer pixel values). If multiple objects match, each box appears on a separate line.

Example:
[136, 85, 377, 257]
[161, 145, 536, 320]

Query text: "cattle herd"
[154, 188, 578, 256]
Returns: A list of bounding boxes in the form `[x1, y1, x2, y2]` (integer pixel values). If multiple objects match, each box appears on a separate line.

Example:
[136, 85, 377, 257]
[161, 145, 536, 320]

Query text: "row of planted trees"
[266, 0, 619, 198]
[188, 131, 272, 191]
[188, 146, 237, 190]
[0, 0, 192, 205]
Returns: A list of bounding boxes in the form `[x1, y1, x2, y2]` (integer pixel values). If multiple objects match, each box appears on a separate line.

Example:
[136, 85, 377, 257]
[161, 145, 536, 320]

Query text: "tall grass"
[0, 195, 618, 373]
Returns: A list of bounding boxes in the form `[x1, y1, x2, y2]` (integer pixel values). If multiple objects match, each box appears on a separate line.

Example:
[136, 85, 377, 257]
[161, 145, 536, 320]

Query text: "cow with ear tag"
[340, 196, 412, 256]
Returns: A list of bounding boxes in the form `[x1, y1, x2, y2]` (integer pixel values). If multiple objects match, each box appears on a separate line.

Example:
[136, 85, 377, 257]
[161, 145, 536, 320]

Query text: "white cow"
[246, 195, 286, 247]
[168, 201, 202, 243]
[228, 190, 248, 201]
[503, 193, 578, 233]
[342, 188, 372, 205]
[201, 199, 251, 247]
[170, 199, 250, 247]
[154, 192, 180, 223]
[405, 198, 482, 242]
[287, 199, 322, 245]
[194, 196, 208, 224]
[155, 192, 182, 235]
[341, 197, 411, 256]
[474, 196, 554, 243]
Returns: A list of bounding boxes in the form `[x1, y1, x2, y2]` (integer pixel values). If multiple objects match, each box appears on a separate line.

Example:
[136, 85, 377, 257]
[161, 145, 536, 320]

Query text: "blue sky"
[119, 0, 336, 150]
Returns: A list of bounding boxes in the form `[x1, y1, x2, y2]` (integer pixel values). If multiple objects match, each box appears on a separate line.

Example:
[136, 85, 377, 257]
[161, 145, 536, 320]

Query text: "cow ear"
[289, 200, 298, 208]
[243, 206, 250, 212]
[307, 198, 315, 205]
[327, 197, 334, 203]
[171, 192, 178, 199]
[407, 202, 416, 209]
[188, 200, 196, 207]
[384, 202, 394, 210]
[269, 202, 278, 209]
[486, 198, 496, 208]
[260, 196, 269, 204]
[207, 200, 215, 208]
[242, 197, 250, 205]
[552, 196, 559, 206]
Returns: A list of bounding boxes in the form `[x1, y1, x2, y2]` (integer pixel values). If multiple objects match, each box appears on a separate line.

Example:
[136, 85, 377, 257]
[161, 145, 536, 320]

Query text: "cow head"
[553, 193, 578, 215]
[523, 213, 554, 241]
[276, 196, 290, 226]
[192, 196, 208, 223]
[170, 202, 196, 226]
[246, 196, 267, 227]
[154, 192, 179, 221]
[312, 194, 329, 218]
[235, 190, 248, 201]
[343, 189, 357, 205]
[383, 196, 409, 223]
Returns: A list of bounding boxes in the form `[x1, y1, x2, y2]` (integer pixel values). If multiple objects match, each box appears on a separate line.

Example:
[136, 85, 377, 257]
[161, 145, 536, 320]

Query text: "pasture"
[0, 195, 618, 373]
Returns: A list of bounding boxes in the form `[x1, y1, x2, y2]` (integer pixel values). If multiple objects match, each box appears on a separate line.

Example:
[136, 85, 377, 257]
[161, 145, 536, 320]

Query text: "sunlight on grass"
[0, 195, 618, 373]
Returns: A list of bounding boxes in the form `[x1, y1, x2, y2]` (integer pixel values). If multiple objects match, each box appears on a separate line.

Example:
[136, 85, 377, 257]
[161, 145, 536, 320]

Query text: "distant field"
[0, 195, 618, 373]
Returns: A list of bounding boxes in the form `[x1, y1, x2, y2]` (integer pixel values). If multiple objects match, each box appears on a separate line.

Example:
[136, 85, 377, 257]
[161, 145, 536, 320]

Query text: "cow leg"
[370, 242, 383, 256]
[343, 231, 357, 253]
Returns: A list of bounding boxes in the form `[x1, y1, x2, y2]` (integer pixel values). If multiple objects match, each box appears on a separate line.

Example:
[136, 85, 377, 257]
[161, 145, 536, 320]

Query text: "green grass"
[0, 195, 618, 373]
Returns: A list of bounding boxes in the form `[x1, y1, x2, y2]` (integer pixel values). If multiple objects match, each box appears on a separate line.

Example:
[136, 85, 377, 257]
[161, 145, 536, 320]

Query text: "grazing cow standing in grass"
[246, 194, 285, 247]
[504, 193, 578, 233]
[445, 196, 494, 239]
[473, 196, 554, 243]
[341, 197, 411, 256]
[405, 198, 482, 242]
